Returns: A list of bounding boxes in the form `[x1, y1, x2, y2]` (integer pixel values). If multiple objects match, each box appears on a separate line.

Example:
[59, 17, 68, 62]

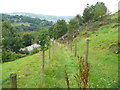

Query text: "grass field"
[2, 14, 119, 88]
[11, 23, 30, 27]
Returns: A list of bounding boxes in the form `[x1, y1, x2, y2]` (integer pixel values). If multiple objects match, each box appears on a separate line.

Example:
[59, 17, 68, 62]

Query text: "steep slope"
[2, 12, 119, 88]
[72, 22, 119, 88]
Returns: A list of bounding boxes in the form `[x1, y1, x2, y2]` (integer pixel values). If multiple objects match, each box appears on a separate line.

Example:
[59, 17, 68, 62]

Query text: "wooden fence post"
[48, 42, 51, 60]
[86, 39, 89, 62]
[49, 47, 51, 60]
[42, 50, 45, 75]
[70, 42, 72, 52]
[75, 40, 77, 57]
[52, 41, 54, 54]
[66, 41, 69, 48]
[10, 73, 17, 88]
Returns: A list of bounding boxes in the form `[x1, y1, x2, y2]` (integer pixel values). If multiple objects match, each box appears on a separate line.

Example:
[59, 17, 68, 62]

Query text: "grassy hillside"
[74, 22, 119, 88]
[11, 23, 30, 27]
[2, 43, 78, 88]
[2, 13, 119, 88]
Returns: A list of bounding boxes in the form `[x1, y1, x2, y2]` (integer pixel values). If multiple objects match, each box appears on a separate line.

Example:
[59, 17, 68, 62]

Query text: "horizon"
[0, 0, 119, 16]
[1, 12, 75, 17]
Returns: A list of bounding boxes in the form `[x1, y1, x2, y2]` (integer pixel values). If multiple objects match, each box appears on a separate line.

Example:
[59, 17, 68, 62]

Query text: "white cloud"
[0, 0, 119, 16]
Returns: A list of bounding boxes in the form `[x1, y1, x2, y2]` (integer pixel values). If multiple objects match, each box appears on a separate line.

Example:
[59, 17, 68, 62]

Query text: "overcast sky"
[0, 0, 119, 16]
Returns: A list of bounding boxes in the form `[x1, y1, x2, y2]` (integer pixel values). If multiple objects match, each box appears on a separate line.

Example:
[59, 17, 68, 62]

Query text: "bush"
[19, 49, 30, 55]
[2, 51, 26, 62]
[30, 48, 39, 55]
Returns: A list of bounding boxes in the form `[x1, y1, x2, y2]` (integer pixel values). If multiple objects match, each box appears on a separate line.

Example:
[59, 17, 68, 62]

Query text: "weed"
[74, 56, 90, 88]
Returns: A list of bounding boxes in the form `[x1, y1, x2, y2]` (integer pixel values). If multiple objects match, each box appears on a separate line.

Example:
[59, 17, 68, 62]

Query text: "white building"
[20, 44, 40, 51]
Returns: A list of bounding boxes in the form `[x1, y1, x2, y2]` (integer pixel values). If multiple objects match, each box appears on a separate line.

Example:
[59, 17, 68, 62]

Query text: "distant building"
[20, 44, 40, 51]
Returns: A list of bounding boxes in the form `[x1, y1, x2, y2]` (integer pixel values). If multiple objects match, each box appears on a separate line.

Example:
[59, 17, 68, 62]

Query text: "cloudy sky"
[0, 0, 119, 16]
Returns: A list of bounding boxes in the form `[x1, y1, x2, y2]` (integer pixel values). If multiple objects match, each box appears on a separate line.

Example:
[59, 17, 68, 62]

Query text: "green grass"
[2, 15, 119, 88]
[110, 12, 119, 20]
[2, 43, 78, 88]
[75, 22, 118, 88]
[2, 50, 50, 88]
[11, 23, 30, 27]
[39, 45, 78, 88]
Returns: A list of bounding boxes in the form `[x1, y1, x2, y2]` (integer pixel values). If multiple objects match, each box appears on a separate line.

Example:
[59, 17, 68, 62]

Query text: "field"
[11, 23, 30, 27]
[2, 19, 119, 88]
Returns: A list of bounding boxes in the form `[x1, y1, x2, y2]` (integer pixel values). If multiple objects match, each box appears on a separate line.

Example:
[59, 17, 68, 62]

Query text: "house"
[20, 44, 40, 51]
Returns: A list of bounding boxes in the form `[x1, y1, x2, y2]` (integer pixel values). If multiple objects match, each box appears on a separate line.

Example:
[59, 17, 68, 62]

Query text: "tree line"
[2, 21, 50, 62]
[49, 2, 108, 39]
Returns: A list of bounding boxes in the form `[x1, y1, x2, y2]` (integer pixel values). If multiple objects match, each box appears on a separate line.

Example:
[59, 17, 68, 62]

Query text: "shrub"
[19, 49, 30, 55]
[2, 51, 12, 62]
[2, 51, 26, 62]
[30, 48, 39, 55]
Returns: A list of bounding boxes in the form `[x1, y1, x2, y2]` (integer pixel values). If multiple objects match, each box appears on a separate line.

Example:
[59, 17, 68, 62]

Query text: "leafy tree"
[82, 2, 108, 22]
[49, 24, 56, 39]
[56, 20, 68, 39]
[38, 27, 50, 75]
[68, 18, 79, 34]
[38, 28, 50, 51]
[2, 21, 23, 52]
[83, 4, 94, 22]
[75, 14, 84, 25]
[49, 20, 68, 39]
[22, 33, 34, 47]
[2, 21, 16, 38]
[94, 2, 108, 20]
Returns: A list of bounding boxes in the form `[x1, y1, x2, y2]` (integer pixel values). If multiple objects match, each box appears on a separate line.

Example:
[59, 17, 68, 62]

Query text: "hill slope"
[2, 12, 119, 88]
[1, 14, 53, 31]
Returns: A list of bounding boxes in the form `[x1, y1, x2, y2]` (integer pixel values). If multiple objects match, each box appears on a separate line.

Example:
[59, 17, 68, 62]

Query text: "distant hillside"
[7, 12, 74, 22]
[1, 14, 53, 31]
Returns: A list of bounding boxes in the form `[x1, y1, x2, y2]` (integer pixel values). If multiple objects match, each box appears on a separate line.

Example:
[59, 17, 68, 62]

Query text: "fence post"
[49, 47, 51, 60]
[42, 50, 45, 75]
[75, 40, 77, 57]
[86, 39, 89, 62]
[10, 73, 17, 88]
[66, 41, 69, 48]
[48, 42, 51, 60]
[70, 42, 72, 52]
[52, 41, 54, 54]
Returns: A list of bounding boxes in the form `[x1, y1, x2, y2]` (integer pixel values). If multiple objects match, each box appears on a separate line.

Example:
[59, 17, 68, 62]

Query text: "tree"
[22, 33, 34, 47]
[2, 21, 16, 38]
[38, 27, 50, 75]
[38, 28, 50, 51]
[49, 24, 56, 39]
[68, 18, 79, 34]
[76, 14, 84, 26]
[82, 2, 108, 22]
[2, 21, 23, 52]
[56, 20, 68, 39]
[49, 20, 68, 39]
[83, 4, 94, 22]
[93, 2, 108, 20]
